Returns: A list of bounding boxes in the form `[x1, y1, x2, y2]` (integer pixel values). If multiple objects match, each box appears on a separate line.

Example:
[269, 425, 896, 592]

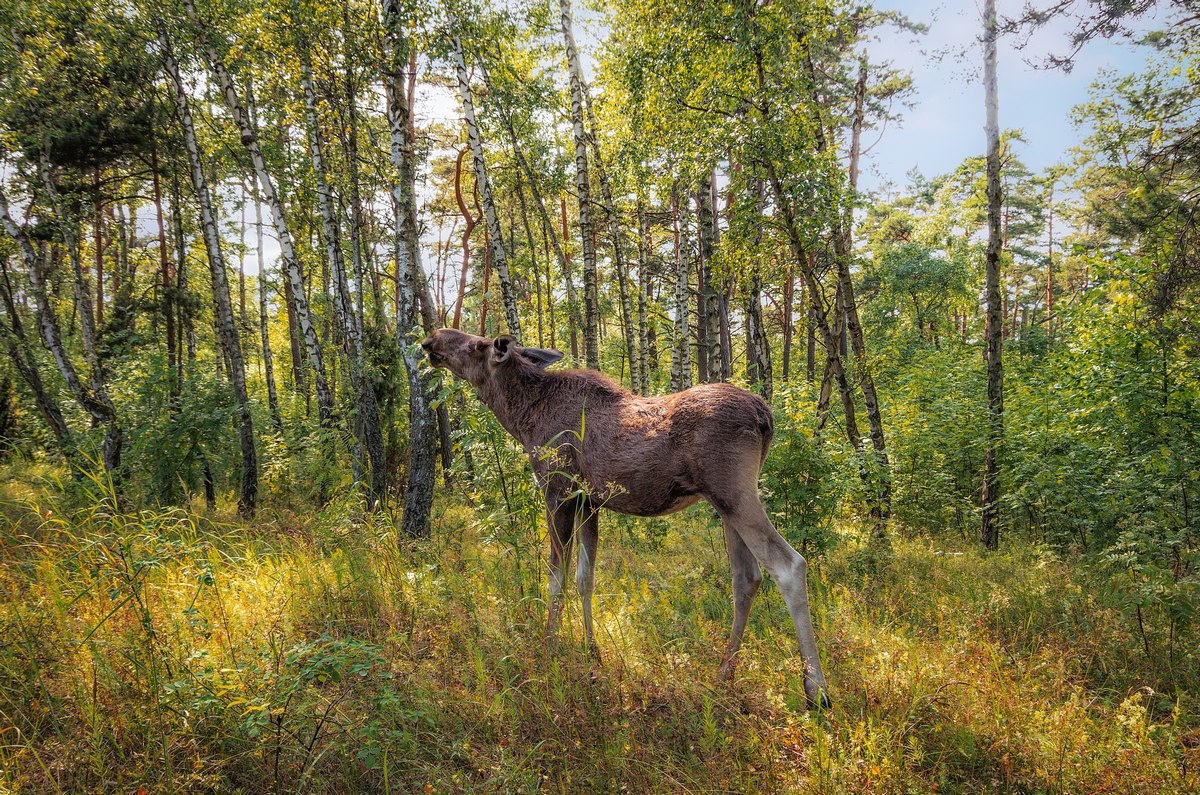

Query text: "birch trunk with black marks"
[695, 172, 721, 382]
[636, 204, 651, 394]
[184, 0, 334, 423]
[383, 0, 437, 537]
[745, 177, 772, 401]
[159, 23, 258, 515]
[151, 149, 177, 404]
[253, 179, 282, 431]
[670, 188, 693, 391]
[27, 164, 124, 483]
[0, 255, 73, 459]
[980, 0, 1003, 550]
[500, 102, 581, 357]
[558, 0, 600, 369]
[712, 174, 732, 382]
[450, 34, 520, 338]
[583, 92, 639, 390]
[301, 59, 388, 505]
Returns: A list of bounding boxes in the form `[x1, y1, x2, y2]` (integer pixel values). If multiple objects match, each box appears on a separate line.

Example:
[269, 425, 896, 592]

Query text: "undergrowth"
[0, 470, 1196, 793]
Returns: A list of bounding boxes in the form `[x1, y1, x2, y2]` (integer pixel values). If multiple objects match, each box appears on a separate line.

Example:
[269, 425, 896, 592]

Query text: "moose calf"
[421, 328, 830, 708]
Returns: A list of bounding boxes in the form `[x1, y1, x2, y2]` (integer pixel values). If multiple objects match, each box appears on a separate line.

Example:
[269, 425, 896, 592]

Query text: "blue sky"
[859, 0, 1168, 194]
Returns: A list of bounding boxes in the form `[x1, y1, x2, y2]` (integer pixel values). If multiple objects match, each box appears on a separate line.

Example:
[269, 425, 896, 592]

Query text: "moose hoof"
[717, 658, 736, 683]
[805, 684, 832, 711]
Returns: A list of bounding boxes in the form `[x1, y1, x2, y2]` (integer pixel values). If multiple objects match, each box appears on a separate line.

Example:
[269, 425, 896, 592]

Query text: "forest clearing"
[1, 0, 1198, 790]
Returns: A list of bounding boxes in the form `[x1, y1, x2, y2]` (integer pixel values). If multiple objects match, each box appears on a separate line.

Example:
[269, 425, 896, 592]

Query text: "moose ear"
[491, 334, 518, 363]
[520, 347, 565, 369]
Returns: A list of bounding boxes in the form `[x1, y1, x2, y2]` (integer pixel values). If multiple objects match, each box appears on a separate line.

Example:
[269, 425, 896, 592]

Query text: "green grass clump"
[0, 473, 1196, 793]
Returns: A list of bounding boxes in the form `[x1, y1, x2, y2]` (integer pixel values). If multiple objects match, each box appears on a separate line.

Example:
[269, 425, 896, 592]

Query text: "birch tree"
[183, 0, 335, 423]
[300, 55, 388, 504]
[383, 0, 438, 537]
[158, 21, 258, 515]
[980, 0, 1004, 550]
[558, 0, 600, 369]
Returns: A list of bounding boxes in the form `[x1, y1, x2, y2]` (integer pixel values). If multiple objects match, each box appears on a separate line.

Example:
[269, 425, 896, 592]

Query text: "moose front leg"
[545, 496, 578, 648]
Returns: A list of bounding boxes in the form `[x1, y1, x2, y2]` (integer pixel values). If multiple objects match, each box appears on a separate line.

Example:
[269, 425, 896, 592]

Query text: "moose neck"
[476, 361, 552, 449]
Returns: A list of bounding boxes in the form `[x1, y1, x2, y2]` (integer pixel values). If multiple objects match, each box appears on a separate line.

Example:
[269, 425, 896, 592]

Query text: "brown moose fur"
[421, 327, 829, 707]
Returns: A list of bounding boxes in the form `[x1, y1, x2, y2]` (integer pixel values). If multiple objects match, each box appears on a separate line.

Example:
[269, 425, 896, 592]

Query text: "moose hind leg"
[546, 497, 577, 647]
[716, 493, 830, 709]
[575, 503, 599, 648]
[718, 523, 763, 681]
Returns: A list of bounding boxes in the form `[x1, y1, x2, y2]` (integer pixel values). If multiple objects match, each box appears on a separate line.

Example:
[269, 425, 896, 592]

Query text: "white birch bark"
[253, 178, 282, 431]
[159, 22, 258, 515]
[558, 0, 600, 369]
[182, 0, 333, 423]
[383, 0, 437, 536]
[670, 189, 693, 391]
[300, 58, 388, 504]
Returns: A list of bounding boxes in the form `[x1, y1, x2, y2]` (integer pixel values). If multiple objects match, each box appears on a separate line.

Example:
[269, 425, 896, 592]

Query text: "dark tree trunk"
[980, 0, 1004, 550]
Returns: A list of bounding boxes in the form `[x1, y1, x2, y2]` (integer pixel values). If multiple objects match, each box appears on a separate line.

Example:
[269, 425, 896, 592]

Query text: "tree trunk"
[171, 175, 197, 374]
[980, 0, 1004, 551]
[450, 147, 477, 331]
[159, 22, 258, 516]
[713, 175, 732, 382]
[558, 0, 600, 370]
[583, 91, 638, 389]
[27, 164, 123, 484]
[669, 189, 692, 391]
[450, 34, 520, 338]
[762, 164, 859, 445]
[253, 179, 283, 431]
[501, 103, 581, 357]
[745, 177, 772, 401]
[837, 56, 891, 527]
[301, 59, 387, 506]
[696, 173, 721, 381]
[0, 256, 73, 460]
[184, 0, 334, 424]
[151, 148, 177, 404]
[636, 203, 651, 394]
[384, 0, 437, 537]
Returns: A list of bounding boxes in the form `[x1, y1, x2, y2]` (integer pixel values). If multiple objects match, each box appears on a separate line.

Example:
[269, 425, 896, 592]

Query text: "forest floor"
[0, 466, 1196, 793]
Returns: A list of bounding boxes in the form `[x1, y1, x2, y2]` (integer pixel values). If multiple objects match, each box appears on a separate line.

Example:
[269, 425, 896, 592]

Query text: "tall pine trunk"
[837, 56, 891, 528]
